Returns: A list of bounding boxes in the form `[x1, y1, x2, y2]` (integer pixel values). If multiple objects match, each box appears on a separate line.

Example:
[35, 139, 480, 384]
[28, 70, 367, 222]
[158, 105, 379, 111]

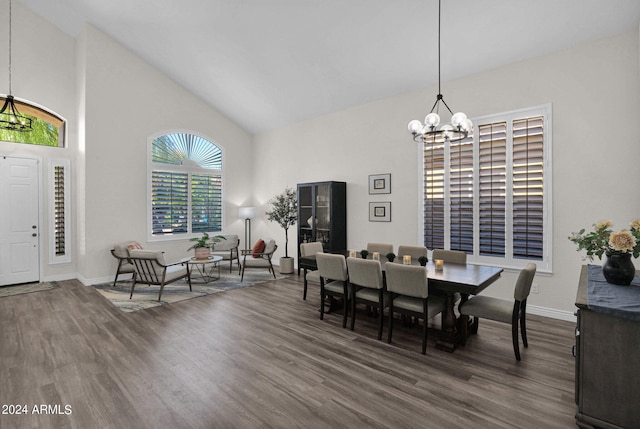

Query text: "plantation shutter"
[449, 137, 474, 253]
[512, 116, 544, 260]
[478, 122, 507, 256]
[53, 165, 66, 256]
[423, 140, 445, 250]
[191, 174, 223, 233]
[151, 171, 188, 235]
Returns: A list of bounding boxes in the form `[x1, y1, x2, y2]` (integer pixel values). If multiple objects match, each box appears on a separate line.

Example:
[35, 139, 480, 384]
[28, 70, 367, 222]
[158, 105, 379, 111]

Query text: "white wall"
[0, 3, 77, 281]
[253, 28, 640, 316]
[77, 25, 254, 283]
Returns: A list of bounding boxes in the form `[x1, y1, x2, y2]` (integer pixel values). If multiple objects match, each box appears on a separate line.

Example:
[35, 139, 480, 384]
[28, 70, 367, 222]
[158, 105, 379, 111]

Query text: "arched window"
[149, 132, 223, 238]
[0, 96, 65, 147]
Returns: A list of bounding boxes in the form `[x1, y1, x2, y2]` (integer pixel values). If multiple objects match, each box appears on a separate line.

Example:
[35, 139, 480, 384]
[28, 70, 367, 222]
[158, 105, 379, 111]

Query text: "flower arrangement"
[568, 220, 640, 261]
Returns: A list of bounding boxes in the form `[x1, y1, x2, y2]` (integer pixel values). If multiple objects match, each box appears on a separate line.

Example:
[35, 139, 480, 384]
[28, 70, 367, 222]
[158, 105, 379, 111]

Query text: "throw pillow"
[252, 239, 266, 258]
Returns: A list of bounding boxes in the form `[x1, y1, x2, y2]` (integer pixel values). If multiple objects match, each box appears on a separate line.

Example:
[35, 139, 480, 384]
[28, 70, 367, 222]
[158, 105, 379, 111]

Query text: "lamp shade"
[239, 206, 256, 219]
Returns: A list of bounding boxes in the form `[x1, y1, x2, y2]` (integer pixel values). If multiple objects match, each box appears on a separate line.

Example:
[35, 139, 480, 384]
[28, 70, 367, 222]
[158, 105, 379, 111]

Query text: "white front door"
[0, 156, 40, 286]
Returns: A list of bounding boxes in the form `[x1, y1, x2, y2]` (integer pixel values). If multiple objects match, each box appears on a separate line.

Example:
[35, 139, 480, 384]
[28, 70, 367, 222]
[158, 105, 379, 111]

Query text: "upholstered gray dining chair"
[366, 242, 394, 257]
[397, 245, 429, 264]
[385, 262, 445, 354]
[300, 242, 324, 300]
[316, 253, 350, 328]
[431, 249, 467, 264]
[346, 257, 386, 340]
[458, 263, 537, 361]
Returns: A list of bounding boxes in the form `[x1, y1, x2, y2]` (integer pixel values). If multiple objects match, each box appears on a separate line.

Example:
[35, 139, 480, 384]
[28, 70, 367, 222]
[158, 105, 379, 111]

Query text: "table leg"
[436, 292, 459, 352]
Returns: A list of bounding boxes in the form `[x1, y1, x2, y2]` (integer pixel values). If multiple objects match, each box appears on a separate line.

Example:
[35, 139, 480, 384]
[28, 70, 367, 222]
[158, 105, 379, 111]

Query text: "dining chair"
[366, 243, 394, 259]
[300, 242, 324, 300]
[431, 249, 467, 264]
[346, 257, 386, 340]
[397, 245, 428, 264]
[316, 253, 350, 328]
[458, 263, 537, 360]
[385, 262, 445, 354]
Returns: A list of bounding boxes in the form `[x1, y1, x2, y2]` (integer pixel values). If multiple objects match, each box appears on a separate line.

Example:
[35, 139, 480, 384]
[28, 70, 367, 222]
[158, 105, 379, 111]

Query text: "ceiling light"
[408, 0, 470, 143]
[0, 0, 32, 132]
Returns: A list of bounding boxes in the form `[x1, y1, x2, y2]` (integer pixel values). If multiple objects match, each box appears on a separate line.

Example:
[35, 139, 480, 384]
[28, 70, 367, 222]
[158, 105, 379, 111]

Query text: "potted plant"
[386, 252, 396, 263]
[360, 250, 369, 259]
[418, 255, 429, 266]
[266, 187, 298, 274]
[187, 232, 226, 260]
[569, 219, 640, 285]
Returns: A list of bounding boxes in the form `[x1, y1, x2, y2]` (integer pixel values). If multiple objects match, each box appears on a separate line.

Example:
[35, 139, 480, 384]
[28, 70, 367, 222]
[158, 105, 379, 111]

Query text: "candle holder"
[403, 255, 412, 265]
[348, 250, 356, 258]
[372, 252, 380, 261]
[435, 259, 444, 271]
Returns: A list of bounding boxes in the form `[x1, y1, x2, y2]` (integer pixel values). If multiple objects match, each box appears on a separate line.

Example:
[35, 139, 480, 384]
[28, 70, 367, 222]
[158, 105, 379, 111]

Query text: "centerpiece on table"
[569, 220, 640, 285]
[187, 232, 226, 260]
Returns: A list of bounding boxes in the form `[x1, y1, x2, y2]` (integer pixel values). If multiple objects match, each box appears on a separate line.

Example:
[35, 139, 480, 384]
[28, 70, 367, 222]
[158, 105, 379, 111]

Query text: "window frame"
[0, 95, 66, 147]
[146, 131, 224, 243]
[419, 104, 553, 273]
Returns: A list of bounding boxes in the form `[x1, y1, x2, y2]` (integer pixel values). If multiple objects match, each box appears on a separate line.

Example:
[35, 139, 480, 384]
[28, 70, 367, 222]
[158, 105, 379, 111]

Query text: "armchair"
[239, 238, 278, 281]
[127, 249, 191, 302]
[110, 241, 142, 286]
[210, 234, 240, 272]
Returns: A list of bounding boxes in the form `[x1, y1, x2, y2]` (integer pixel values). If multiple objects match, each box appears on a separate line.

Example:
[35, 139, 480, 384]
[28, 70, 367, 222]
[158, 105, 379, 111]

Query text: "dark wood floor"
[0, 273, 577, 429]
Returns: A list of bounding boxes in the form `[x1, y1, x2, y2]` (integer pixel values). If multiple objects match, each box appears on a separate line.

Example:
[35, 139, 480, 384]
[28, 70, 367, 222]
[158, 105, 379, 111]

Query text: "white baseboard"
[41, 273, 77, 283]
[528, 304, 576, 322]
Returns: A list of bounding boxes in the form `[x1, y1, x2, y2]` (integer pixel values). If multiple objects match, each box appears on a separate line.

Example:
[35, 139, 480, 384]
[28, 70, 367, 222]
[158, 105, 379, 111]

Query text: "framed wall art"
[368, 173, 391, 194]
[369, 202, 391, 222]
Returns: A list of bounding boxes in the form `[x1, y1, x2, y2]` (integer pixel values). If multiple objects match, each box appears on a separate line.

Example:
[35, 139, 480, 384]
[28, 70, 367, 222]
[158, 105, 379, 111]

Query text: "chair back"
[212, 235, 239, 251]
[346, 257, 383, 290]
[128, 249, 167, 284]
[316, 253, 348, 282]
[385, 263, 429, 299]
[397, 245, 428, 262]
[300, 242, 324, 257]
[262, 239, 277, 257]
[366, 242, 394, 256]
[514, 263, 537, 301]
[432, 249, 467, 265]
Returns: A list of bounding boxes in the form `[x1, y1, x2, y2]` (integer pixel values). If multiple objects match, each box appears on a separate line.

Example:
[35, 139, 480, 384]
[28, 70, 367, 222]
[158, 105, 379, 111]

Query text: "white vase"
[279, 257, 294, 274]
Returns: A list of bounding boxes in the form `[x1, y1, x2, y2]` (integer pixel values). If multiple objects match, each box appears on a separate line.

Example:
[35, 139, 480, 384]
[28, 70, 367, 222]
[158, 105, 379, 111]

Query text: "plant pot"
[194, 247, 211, 260]
[279, 257, 294, 274]
[602, 252, 636, 286]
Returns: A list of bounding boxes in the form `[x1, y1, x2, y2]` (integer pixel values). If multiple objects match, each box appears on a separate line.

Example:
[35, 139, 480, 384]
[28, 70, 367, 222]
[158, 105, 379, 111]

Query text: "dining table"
[298, 253, 503, 352]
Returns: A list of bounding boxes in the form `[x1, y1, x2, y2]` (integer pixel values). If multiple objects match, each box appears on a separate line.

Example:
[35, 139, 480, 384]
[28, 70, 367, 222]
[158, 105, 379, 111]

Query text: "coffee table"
[187, 255, 223, 284]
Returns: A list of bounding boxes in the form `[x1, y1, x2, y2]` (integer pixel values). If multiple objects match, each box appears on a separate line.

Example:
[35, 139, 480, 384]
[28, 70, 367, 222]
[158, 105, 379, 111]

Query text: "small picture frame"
[369, 173, 391, 194]
[369, 202, 391, 222]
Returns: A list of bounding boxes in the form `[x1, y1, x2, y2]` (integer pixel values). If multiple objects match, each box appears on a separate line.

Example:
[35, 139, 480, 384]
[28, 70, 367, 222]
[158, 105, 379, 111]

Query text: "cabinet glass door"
[315, 183, 331, 249]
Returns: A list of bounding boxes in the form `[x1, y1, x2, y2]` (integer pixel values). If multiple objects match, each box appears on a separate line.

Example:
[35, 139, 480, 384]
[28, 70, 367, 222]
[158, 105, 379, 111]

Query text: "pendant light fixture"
[408, 0, 470, 143]
[0, 0, 32, 132]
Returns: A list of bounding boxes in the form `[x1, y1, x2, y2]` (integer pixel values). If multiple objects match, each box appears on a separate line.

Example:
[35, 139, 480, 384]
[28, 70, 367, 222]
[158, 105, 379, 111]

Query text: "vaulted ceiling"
[18, 0, 640, 133]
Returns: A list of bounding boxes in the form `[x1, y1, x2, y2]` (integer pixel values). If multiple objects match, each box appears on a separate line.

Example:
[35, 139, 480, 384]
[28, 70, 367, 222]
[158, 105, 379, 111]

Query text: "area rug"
[92, 270, 286, 313]
[0, 281, 58, 298]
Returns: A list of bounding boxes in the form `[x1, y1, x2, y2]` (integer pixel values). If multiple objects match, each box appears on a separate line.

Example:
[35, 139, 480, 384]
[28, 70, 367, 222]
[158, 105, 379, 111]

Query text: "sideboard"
[574, 265, 640, 428]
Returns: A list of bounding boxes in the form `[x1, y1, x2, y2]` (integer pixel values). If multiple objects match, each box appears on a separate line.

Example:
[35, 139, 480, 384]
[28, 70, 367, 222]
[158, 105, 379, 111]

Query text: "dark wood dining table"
[298, 254, 503, 352]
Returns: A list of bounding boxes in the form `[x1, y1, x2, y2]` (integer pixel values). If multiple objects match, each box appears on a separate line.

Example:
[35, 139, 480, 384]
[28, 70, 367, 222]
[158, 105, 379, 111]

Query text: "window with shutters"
[422, 105, 552, 272]
[148, 133, 223, 240]
[49, 159, 71, 264]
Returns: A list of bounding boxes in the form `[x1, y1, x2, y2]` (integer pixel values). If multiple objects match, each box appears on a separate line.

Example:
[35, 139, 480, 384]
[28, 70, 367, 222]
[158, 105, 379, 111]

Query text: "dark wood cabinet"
[297, 181, 346, 269]
[575, 265, 640, 428]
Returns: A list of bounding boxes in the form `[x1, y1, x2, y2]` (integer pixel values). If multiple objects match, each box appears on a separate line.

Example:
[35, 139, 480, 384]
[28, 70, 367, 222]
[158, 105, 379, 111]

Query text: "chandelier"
[408, 0, 470, 143]
[0, 0, 32, 132]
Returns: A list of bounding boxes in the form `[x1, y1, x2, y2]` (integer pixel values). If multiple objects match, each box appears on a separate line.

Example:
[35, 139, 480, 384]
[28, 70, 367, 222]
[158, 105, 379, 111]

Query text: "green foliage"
[569, 220, 640, 260]
[265, 187, 298, 257]
[385, 252, 395, 262]
[418, 256, 429, 266]
[187, 232, 226, 251]
[0, 114, 60, 146]
[360, 250, 369, 259]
